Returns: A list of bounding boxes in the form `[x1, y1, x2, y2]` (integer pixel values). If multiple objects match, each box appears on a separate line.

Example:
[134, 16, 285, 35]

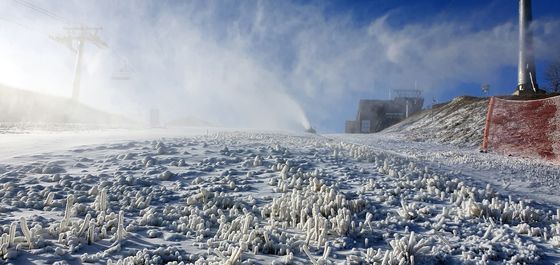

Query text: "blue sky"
[317, 0, 560, 130]
[325, 0, 560, 84]
[1, 0, 560, 132]
[347, 0, 560, 88]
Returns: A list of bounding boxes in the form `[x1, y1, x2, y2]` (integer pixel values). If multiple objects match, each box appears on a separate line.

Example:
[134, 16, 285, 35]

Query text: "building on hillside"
[345, 89, 424, 133]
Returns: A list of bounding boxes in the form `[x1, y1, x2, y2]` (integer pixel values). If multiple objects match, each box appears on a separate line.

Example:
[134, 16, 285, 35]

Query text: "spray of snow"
[1, 1, 560, 131]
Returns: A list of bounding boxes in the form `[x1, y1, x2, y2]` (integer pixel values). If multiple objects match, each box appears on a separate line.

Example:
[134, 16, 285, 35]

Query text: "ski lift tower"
[51, 26, 107, 101]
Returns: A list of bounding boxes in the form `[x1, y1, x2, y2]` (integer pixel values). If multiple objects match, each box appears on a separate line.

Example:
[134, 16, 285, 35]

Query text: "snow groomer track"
[0, 131, 559, 264]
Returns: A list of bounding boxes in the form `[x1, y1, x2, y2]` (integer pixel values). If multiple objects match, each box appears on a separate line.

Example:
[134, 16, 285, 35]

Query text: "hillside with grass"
[383, 96, 489, 147]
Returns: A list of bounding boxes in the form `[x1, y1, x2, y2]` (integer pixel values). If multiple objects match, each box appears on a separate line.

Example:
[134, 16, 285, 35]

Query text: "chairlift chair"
[111, 59, 132, 80]
[111, 68, 131, 80]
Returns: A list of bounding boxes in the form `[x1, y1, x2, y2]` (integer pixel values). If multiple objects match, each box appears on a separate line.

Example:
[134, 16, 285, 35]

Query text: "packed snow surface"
[0, 130, 559, 264]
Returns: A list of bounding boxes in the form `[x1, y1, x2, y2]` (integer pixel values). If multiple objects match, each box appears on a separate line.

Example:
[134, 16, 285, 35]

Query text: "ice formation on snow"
[0, 132, 556, 264]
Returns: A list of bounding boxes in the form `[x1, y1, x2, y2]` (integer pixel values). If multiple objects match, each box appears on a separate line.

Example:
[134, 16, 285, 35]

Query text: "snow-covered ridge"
[0, 85, 135, 132]
[0, 132, 557, 264]
[383, 96, 488, 148]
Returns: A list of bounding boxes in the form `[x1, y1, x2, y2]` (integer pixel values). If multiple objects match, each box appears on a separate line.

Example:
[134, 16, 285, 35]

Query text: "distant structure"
[149, 108, 160, 128]
[345, 89, 423, 133]
[481, 84, 490, 95]
[514, 0, 539, 95]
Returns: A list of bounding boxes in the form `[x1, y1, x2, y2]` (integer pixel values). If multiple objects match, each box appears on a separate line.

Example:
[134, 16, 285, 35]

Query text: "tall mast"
[515, 0, 538, 94]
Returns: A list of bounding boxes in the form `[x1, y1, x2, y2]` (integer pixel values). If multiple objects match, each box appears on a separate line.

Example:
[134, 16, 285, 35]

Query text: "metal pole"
[71, 40, 84, 101]
[482, 97, 496, 152]
[517, 0, 538, 93]
[405, 100, 409, 118]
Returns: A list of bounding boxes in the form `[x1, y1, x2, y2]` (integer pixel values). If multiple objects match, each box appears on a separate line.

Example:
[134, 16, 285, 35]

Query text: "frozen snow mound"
[0, 85, 134, 131]
[383, 96, 488, 147]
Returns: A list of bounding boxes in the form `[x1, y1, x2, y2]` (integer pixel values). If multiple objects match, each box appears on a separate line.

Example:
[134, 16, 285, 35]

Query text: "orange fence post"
[481, 97, 495, 152]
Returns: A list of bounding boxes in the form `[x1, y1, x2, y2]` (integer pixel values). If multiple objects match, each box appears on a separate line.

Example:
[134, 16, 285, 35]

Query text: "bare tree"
[545, 61, 560, 93]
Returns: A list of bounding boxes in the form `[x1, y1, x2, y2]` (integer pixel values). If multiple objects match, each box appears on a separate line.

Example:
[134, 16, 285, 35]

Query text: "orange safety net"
[482, 96, 560, 162]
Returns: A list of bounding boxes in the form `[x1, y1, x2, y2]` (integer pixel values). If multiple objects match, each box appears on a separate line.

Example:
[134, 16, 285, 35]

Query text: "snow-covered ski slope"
[0, 129, 559, 264]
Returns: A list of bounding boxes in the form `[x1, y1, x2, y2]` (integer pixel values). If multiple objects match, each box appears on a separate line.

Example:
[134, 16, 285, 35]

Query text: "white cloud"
[0, 0, 559, 131]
